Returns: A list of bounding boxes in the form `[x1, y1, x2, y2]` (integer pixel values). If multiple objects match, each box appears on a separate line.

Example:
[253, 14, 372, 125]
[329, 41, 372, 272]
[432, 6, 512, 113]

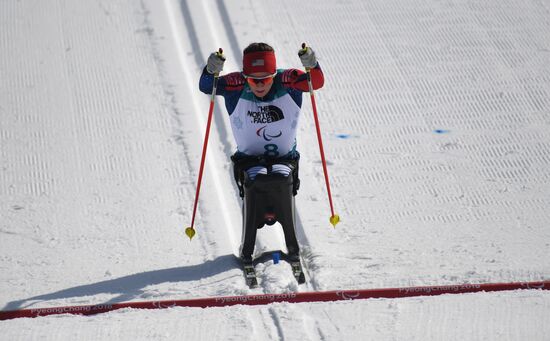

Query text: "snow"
[1, 0, 549, 339]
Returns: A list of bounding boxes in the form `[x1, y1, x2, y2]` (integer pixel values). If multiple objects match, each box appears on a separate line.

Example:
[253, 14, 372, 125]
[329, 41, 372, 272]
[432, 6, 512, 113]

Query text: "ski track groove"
[163, 0, 239, 258]
[166, 0, 215, 261]
[267, 306, 286, 341]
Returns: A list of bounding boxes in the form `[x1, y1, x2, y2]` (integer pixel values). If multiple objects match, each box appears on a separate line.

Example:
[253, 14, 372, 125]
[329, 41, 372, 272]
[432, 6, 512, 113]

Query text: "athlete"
[199, 42, 324, 265]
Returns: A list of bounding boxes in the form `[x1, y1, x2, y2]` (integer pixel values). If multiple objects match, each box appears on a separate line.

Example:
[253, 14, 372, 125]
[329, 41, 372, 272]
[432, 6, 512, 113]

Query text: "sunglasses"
[244, 72, 276, 86]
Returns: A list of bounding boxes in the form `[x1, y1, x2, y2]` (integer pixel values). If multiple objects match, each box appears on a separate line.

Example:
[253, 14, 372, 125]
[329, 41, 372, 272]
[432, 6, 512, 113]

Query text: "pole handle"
[299, 42, 308, 56]
[216, 48, 225, 61]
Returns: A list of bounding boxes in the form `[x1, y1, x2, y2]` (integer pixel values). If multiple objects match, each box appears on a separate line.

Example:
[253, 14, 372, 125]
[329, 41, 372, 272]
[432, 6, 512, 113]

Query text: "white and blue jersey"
[199, 65, 325, 159]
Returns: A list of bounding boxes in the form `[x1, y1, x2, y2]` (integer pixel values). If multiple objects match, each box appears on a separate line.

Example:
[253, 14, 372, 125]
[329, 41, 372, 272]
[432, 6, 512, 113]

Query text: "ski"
[239, 252, 305, 287]
[290, 260, 306, 284]
[242, 262, 258, 288]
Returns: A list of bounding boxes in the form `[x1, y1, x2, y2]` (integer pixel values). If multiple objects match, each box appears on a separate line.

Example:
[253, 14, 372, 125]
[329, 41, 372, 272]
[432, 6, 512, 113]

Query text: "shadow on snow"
[2, 254, 238, 311]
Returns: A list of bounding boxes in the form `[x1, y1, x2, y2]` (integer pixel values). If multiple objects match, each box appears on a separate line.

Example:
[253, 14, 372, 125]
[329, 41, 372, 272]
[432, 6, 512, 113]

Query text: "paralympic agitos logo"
[256, 125, 282, 141]
[248, 105, 284, 141]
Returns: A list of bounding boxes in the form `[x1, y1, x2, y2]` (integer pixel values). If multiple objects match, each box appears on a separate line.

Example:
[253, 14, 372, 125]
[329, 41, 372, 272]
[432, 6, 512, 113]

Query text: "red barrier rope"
[1, 280, 548, 320]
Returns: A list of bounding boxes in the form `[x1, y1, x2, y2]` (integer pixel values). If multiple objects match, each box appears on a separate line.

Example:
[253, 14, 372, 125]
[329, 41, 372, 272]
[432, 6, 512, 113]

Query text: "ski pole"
[185, 48, 224, 240]
[300, 43, 340, 228]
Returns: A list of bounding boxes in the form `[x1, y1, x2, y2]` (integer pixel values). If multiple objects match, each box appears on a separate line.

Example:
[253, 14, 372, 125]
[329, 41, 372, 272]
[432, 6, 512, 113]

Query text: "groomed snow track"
[2, 0, 550, 339]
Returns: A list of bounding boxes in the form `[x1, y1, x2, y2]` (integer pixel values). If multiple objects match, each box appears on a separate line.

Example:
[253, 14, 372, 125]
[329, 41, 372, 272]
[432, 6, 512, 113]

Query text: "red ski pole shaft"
[186, 49, 223, 240]
[301, 43, 340, 227]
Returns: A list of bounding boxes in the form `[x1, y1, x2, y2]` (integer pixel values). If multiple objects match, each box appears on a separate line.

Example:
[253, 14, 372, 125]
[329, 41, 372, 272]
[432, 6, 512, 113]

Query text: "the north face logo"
[247, 105, 284, 124]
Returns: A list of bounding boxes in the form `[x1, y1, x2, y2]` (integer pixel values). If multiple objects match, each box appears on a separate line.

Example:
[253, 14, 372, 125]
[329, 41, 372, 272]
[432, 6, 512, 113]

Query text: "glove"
[206, 50, 225, 74]
[298, 45, 317, 69]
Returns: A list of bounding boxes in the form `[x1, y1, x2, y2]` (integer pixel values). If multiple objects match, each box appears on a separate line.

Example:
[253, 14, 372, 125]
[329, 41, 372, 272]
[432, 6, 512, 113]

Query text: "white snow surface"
[1, 0, 550, 339]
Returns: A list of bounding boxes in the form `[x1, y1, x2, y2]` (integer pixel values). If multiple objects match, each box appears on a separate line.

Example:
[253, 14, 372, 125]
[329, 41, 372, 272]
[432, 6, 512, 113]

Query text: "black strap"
[231, 152, 300, 197]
